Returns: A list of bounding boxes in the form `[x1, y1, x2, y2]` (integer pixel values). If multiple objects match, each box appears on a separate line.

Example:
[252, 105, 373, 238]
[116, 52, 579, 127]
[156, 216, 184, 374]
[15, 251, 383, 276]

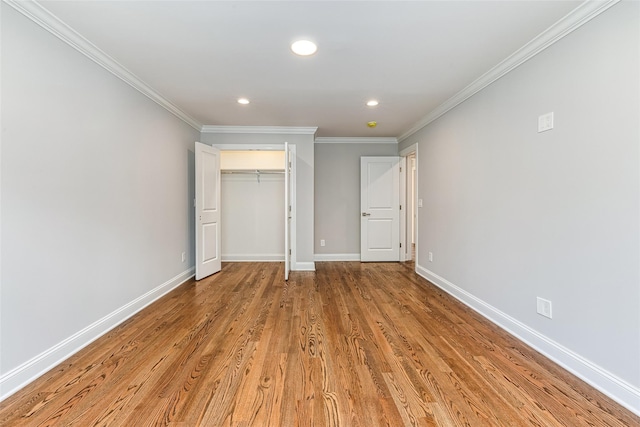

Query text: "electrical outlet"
[538, 112, 554, 133]
[320, 239, 326, 247]
[536, 297, 552, 319]
[428, 252, 433, 262]
[181, 252, 186, 262]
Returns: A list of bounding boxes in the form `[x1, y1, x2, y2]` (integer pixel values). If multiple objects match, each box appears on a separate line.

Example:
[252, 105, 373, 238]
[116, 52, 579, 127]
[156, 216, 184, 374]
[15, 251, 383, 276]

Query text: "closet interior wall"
[220, 151, 286, 262]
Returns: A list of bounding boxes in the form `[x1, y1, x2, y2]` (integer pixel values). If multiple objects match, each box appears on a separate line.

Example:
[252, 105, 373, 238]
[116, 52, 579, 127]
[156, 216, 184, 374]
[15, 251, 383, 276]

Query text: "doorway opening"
[214, 143, 296, 280]
[220, 150, 286, 262]
[400, 144, 418, 268]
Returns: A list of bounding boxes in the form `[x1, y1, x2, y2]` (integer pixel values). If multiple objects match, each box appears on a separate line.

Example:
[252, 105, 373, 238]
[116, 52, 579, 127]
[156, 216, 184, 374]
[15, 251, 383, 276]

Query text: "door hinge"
[400, 166, 402, 172]
[193, 198, 196, 208]
[400, 204, 402, 210]
[400, 243, 402, 248]
[289, 249, 292, 255]
[289, 205, 292, 212]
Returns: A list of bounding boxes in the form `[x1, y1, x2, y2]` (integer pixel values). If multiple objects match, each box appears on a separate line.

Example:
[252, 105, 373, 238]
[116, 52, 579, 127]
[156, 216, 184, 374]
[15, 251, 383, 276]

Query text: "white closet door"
[195, 142, 222, 280]
[284, 142, 291, 281]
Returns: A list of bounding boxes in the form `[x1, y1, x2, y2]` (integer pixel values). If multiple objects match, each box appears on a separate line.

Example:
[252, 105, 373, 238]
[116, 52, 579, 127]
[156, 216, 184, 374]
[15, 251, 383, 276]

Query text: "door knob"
[362, 212, 371, 217]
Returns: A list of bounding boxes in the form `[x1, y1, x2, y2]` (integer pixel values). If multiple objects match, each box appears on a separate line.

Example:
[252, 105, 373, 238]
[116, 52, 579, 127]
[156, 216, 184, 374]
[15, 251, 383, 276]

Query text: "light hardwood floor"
[0, 262, 638, 426]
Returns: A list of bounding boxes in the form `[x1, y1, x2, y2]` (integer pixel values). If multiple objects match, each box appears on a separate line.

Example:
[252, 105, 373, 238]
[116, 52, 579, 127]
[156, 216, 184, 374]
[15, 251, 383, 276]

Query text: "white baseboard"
[415, 264, 640, 417]
[222, 254, 284, 262]
[314, 253, 360, 262]
[293, 261, 316, 271]
[0, 267, 195, 402]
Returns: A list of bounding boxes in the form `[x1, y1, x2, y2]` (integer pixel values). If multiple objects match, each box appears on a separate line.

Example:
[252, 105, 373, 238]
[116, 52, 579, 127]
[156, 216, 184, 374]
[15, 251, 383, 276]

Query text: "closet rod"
[221, 170, 284, 175]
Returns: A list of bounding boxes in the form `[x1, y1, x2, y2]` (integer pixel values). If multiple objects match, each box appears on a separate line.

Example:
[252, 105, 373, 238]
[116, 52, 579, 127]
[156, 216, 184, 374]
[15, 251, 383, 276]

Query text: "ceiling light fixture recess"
[366, 100, 379, 107]
[291, 40, 317, 56]
[237, 98, 250, 105]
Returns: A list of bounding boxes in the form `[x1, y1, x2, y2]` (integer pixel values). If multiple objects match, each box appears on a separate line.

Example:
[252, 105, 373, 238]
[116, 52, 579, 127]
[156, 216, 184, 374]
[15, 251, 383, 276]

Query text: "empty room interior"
[1, 0, 639, 425]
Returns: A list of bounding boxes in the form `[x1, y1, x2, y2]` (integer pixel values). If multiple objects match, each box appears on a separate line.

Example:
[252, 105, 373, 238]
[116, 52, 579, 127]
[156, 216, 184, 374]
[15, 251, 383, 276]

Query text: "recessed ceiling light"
[237, 98, 250, 105]
[291, 40, 317, 56]
[366, 100, 379, 107]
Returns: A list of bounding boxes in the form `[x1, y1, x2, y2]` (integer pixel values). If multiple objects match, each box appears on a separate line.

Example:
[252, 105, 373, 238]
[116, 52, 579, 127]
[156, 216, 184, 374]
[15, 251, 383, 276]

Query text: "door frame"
[399, 143, 418, 269]
[214, 143, 297, 270]
[399, 156, 407, 262]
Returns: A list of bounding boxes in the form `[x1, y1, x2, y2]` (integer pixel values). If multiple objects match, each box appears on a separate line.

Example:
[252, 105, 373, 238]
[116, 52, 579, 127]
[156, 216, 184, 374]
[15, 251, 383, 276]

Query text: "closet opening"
[220, 150, 284, 261]
[215, 144, 296, 279]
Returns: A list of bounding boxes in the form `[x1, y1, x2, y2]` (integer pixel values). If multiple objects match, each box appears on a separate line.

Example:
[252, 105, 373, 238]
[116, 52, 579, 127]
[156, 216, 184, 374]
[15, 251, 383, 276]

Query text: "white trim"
[399, 156, 407, 262]
[414, 264, 640, 417]
[314, 137, 398, 144]
[0, 1, 3, 401]
[399, 143, 418, 158]
[398, 0, 620, 143]
[314, 253, 360, 262]
[293, 262, 316, 271]
[3, 0, 202, 131]
[0, 268, 195, 402]
[202, 125, 318, 135]
[414, 146, 419, 267]
[222, 254, 285, 262]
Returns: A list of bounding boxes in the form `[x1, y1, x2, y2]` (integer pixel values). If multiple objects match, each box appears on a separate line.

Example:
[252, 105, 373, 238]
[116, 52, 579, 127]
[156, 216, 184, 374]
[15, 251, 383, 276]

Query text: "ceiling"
[39, 1, 582, 138]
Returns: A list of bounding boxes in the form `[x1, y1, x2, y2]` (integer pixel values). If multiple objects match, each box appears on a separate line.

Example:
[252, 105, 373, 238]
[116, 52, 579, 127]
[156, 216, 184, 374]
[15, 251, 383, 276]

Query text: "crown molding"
[398, 0, 620, 142]
[201, 125, 318, 135]
[4, 0, 202, 131]
[314, 137, 398, 144]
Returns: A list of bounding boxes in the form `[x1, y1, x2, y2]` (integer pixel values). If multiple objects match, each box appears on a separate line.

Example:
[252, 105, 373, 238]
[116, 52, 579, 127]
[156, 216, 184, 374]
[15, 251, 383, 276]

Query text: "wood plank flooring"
[0, 262, 637, 426]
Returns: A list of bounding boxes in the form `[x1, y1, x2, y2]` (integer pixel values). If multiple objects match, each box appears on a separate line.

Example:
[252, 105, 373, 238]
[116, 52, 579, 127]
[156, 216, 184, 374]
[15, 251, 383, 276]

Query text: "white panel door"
[284, 142, 291, 281]
[361, 156, 400, 262]
[195, 142, 222, 280]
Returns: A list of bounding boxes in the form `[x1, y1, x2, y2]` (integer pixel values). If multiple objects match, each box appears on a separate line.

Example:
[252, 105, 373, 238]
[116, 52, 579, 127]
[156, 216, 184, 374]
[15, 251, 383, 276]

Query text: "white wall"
[1, 5, 200, 397]
[200, 132, 316, 270]
[221, 150, 285, 170]
[221, 174, 285, 261]
[399, 1, 639, 412]
[314, 143, 398, 258]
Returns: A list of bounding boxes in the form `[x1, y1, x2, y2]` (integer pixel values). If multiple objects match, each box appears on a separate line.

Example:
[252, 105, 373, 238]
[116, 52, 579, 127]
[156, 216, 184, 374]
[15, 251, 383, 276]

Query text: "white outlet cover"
[536, 297, 552, 319]
[538, 112, 554, 133]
